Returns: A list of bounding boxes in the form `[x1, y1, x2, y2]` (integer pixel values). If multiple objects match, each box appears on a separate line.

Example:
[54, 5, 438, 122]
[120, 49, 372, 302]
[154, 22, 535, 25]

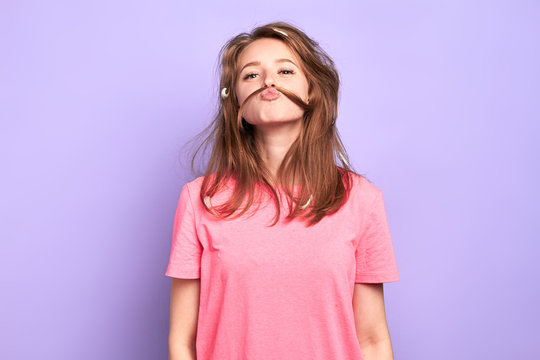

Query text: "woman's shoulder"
[347, 171, 384, 208]
[177, 175, 203, 194]
[183, 173, 235, 196]
[186, 175, 205, 188]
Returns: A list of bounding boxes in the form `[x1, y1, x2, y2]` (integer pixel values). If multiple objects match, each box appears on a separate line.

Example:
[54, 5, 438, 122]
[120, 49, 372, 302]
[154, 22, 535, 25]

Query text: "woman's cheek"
[237, 87, 255, 106]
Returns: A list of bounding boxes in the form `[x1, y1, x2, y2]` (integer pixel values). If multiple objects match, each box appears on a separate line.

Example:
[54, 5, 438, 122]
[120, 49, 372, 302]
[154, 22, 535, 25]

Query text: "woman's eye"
[243, 73, 258, 80]
[242, 69, 294, 80]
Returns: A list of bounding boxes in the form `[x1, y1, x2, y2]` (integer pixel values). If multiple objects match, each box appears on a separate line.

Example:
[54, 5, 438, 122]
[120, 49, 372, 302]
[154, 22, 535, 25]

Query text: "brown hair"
[188, 21, 359, 226]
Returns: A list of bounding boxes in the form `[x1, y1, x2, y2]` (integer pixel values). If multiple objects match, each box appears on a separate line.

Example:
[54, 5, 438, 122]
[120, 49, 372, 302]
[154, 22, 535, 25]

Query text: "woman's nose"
[263, 73, 276, 88]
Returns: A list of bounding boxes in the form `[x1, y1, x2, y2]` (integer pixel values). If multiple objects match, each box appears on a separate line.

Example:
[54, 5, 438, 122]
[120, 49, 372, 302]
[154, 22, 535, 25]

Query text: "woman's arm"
[169, 278, 200, 360]
[353, 283, 395, 360]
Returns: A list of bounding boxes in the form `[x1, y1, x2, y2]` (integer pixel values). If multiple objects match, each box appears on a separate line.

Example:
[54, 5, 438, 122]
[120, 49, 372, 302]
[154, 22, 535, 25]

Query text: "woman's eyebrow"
[239, 58, 297, 73]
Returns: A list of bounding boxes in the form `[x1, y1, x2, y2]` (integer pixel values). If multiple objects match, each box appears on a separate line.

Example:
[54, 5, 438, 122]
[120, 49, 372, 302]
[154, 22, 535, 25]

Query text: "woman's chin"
[245, 110, 304, 125]
[247, 117, 302, 127]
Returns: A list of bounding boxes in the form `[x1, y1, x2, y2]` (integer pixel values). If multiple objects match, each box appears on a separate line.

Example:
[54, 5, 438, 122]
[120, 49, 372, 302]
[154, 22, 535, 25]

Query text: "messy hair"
[188, 21, 359, 226]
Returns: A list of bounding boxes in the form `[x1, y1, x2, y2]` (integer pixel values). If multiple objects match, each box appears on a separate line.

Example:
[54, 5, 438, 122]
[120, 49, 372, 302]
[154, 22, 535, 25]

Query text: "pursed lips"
[260, 87, 280, 101]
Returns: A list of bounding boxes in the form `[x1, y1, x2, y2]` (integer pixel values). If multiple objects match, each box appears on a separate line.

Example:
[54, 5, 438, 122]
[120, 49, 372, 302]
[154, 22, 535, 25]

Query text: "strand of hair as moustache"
[236, 85, 311, 129]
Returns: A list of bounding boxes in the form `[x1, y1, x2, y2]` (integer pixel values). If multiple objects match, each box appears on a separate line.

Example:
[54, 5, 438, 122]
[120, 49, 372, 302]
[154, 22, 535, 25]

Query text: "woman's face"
[235, 38, 310, 127]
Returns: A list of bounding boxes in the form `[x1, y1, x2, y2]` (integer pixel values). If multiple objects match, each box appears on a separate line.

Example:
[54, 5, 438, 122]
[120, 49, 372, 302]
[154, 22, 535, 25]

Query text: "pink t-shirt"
[165, 172, 399, 360]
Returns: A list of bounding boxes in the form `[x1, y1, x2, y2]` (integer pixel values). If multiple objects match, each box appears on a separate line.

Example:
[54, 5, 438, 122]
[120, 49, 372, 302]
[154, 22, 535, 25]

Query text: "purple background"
[2, 1, 539, 359]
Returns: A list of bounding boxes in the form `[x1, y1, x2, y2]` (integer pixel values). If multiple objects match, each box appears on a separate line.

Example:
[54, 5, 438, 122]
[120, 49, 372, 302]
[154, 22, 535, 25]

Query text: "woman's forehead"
[238, 38, 300, 66]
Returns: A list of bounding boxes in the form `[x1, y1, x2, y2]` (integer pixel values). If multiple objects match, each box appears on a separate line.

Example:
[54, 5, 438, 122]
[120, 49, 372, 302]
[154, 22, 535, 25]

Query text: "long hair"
[189, 21, 358, 226]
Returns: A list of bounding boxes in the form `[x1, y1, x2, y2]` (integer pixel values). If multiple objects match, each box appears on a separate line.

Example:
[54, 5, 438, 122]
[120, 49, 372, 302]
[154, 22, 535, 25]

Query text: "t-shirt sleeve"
[355, 189, 400, 283]
[165, 183, 202, 279]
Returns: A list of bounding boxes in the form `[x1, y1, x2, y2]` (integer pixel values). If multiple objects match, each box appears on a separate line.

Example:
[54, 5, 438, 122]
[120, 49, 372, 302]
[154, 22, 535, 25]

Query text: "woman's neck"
[253, 120, 302, 180]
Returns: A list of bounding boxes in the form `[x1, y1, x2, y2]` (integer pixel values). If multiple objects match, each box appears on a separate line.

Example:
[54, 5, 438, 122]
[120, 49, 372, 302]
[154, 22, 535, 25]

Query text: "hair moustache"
[236, 85, 313, 130]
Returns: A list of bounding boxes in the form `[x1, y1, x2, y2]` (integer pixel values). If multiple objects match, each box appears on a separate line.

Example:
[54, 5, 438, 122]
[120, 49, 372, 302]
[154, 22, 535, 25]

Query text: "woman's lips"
[260, 87, 280, 101]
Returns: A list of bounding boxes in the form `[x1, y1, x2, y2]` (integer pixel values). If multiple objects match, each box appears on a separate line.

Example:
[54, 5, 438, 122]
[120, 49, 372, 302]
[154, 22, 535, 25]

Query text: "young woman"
[166, 21, 400, 360]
